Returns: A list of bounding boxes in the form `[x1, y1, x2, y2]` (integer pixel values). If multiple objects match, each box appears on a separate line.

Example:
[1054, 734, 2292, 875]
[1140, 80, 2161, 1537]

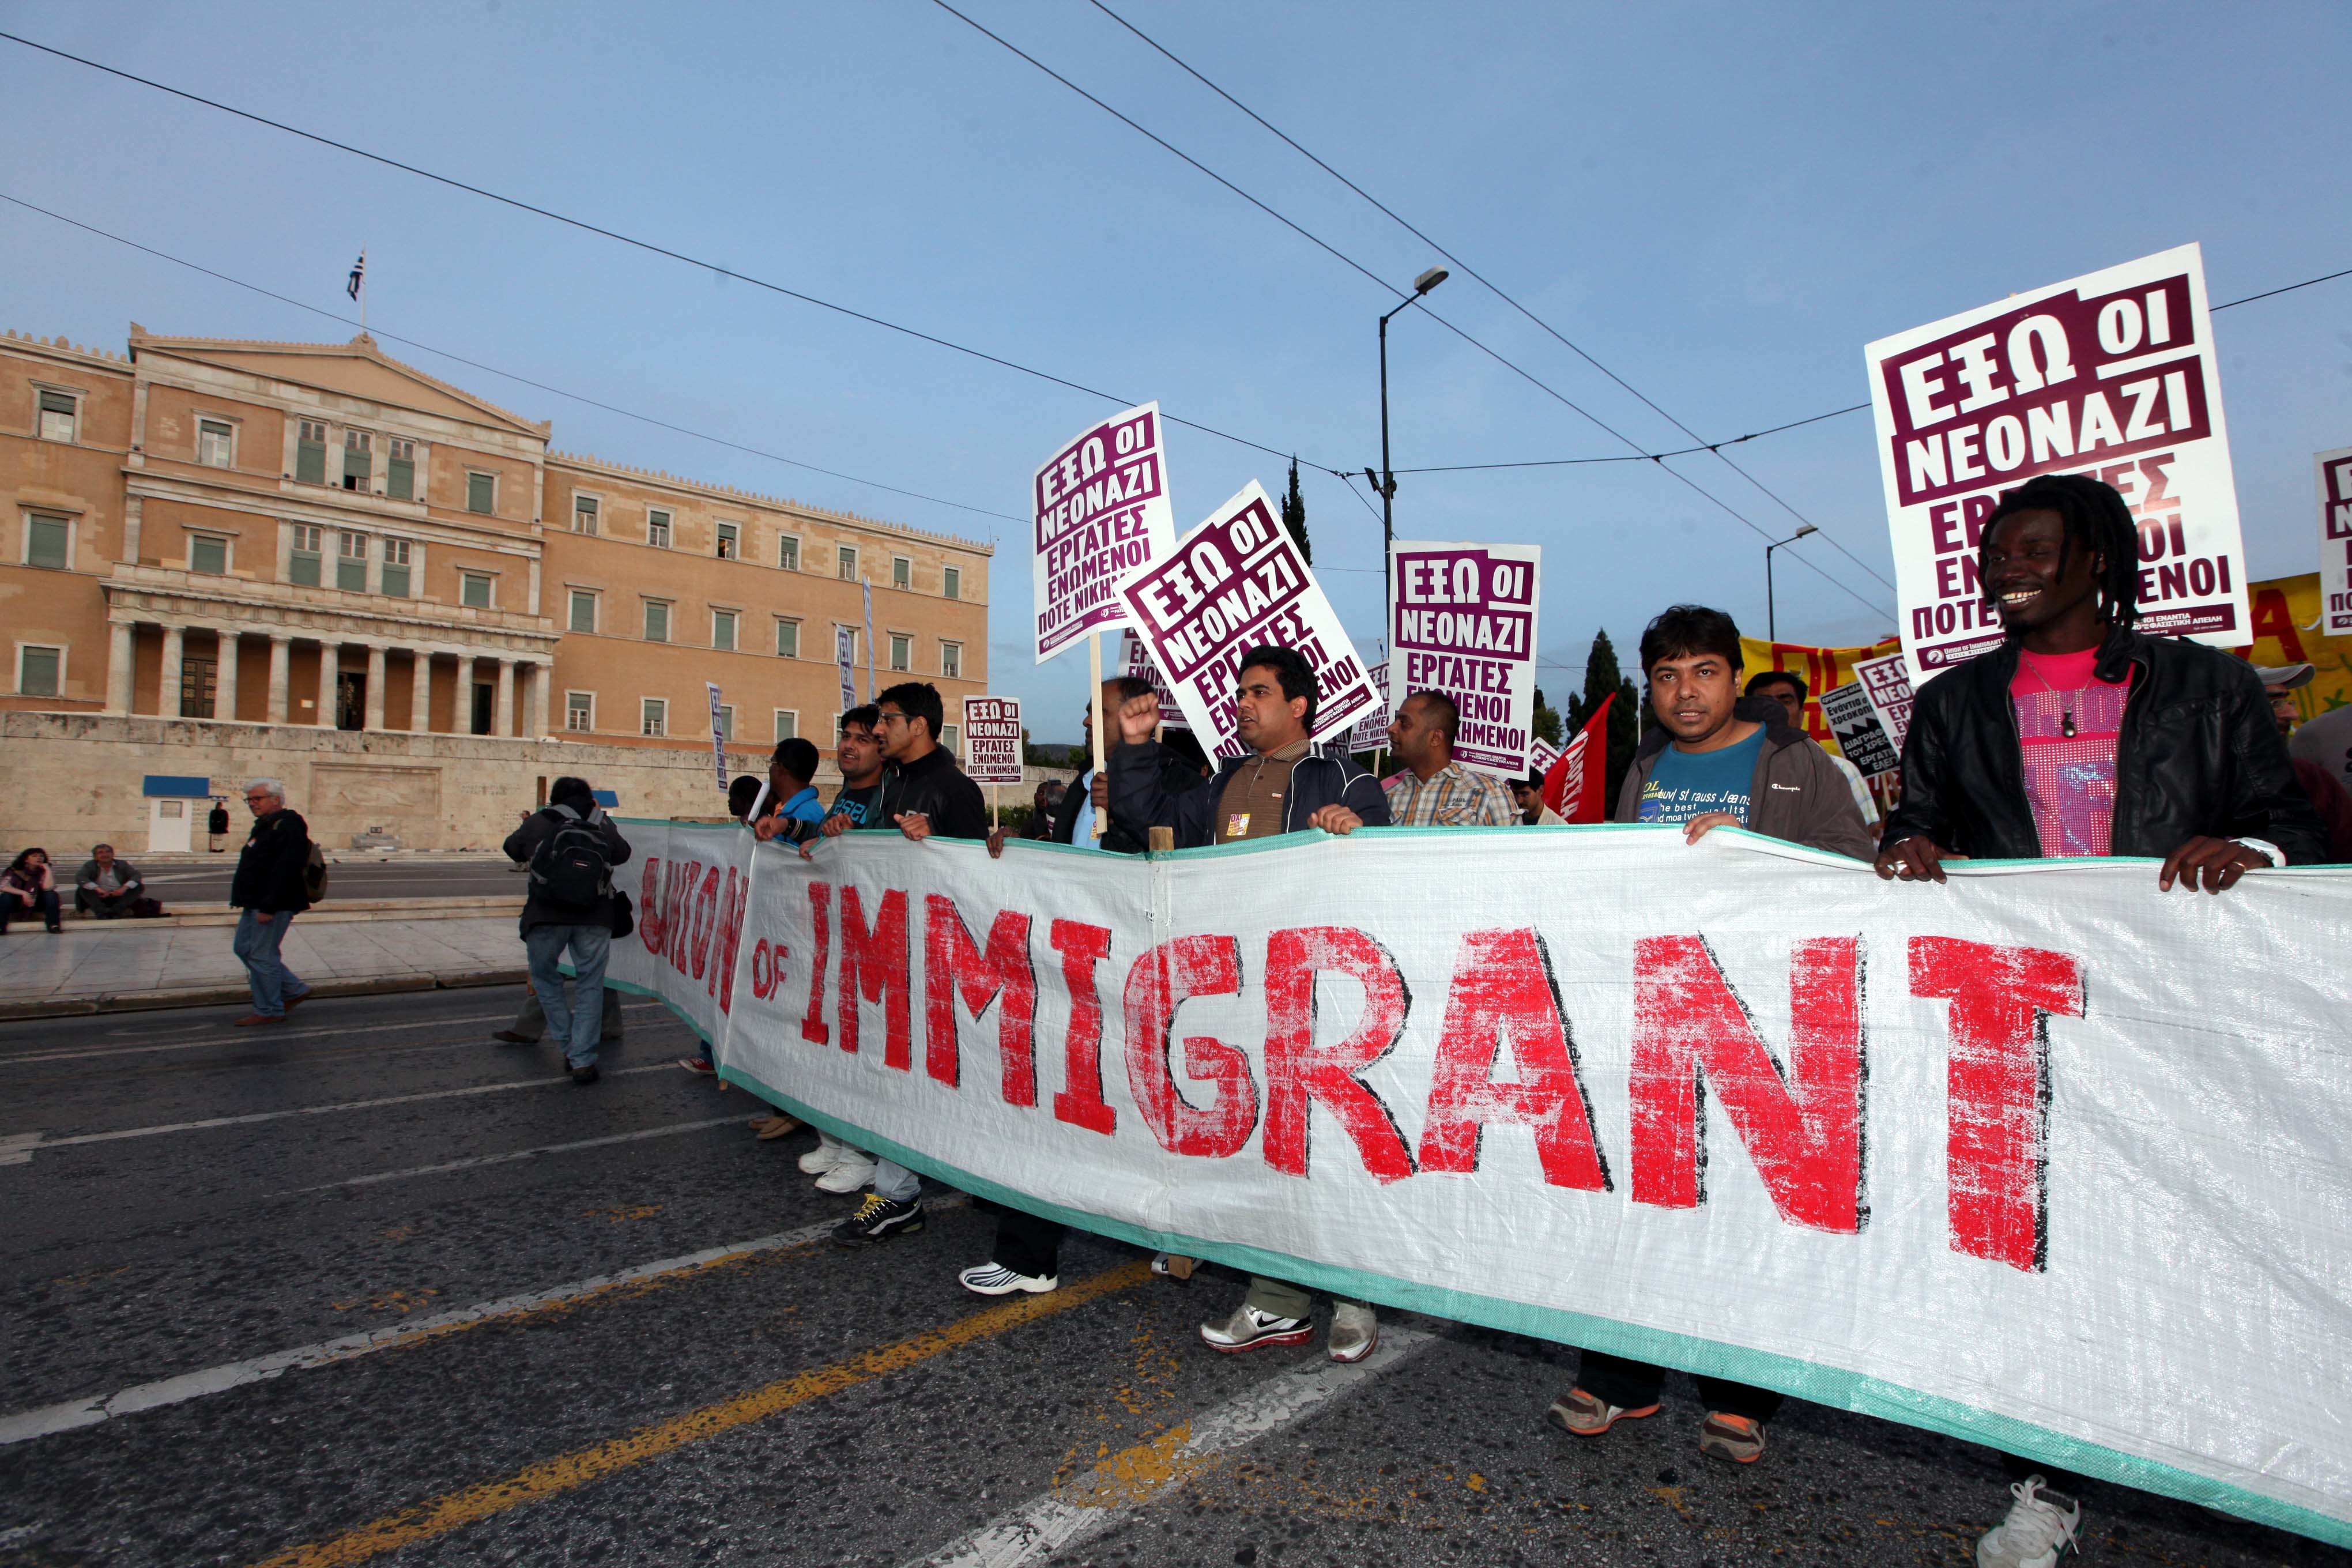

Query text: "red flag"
[1543, 693, 1614, 823]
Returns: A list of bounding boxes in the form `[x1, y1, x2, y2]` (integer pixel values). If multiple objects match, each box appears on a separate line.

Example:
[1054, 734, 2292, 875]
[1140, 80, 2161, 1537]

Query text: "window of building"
[197, 419, 233, 468]
[889, 633, 911, 673]
[36, 389, 77, 443]
[574, 495, 599, 534]
[647, 509, 672, 549]
[712, 609, 737, 652]
[774, 710, 797, 742]
[715, 522, 738, 560]
[643, 600, 670, 642]
[337, 530, 370, 592]
[941, 723, 959, 756]
[778, 534, 800, 571]
[837, 545, 858, 581]
[296, 419, 328, 484]
[190, 534, 229, 575]
[387, 438, 416, 500]
[569, 589, 597, 633]
[641, 698, 667, 737]
[461, 571, 493, 609]
[891, 556, 911, 590]
[944, 566, 961, 601]
[381, 537, 412, 598]
[17, 644, 63, 697]
[466, 471, 496, 514]
[566, 691, 594, 732]
[24, 514, 70, 571]
[288, 524, 323, 587]
[940, 640, 962, 679]
[342, 429, 373, 491]
[774, 618, 800, 659]
[714, 705, 734, 741]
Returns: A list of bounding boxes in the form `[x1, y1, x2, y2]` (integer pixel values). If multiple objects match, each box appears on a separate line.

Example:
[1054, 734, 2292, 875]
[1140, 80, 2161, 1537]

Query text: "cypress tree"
[1280, 457, 1311, 565]
[1566, 630, 1642, 811]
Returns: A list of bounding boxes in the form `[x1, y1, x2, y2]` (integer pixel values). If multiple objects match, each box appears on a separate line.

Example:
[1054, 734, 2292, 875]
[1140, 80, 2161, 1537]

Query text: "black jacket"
[230, 808, 312, 914]
[1880, 627, 2328, 864]
[1050, 753, 1203, 854]
[876, 746, 991, 842]
[504, 804, 632, 933]
[1108, 737, 1392, 849]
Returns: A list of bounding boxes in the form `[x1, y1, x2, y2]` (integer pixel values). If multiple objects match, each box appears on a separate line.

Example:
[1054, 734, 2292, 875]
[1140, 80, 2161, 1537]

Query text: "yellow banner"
[1738, 635, 1901, 753]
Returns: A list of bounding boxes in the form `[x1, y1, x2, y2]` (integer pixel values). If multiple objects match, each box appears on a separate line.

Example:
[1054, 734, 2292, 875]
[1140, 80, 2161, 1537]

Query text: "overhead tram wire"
[928, 0, 1895, 621]
[0, 29, 1327, 476]
[0, 192, 1026, 527]
[1081, 0, 1895, 595]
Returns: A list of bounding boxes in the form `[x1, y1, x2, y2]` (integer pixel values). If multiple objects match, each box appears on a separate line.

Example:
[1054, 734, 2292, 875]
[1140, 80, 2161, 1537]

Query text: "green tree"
[1280, 457, 1310, 565]
[1566, 630, 1641, 811]
[1531, 685, 1563, 747]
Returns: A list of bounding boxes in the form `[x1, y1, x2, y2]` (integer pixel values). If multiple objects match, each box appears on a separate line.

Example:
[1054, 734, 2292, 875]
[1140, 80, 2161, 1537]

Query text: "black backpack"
[529, 804, 612, 911]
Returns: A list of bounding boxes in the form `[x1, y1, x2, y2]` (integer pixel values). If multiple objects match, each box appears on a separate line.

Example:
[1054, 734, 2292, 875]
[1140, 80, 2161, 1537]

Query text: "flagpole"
[359, 248, 367, 333]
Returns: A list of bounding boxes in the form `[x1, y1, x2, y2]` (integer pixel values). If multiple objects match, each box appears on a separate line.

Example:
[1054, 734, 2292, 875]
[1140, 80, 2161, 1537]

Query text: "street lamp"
[1764, 525, 1818, 643]
[1376, 266, 1449, 631]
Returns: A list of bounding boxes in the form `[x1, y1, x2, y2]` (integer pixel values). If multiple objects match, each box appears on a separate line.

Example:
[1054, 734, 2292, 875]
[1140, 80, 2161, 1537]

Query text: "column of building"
[267, 635, 291, 723]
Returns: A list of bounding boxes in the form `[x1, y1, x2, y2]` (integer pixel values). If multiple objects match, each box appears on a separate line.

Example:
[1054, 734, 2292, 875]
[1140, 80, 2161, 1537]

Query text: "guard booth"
[144, 775, 215, 854]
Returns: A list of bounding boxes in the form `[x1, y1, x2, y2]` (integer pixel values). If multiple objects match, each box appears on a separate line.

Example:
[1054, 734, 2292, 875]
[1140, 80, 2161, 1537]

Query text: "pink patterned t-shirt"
[2010, 647, 2132, 857]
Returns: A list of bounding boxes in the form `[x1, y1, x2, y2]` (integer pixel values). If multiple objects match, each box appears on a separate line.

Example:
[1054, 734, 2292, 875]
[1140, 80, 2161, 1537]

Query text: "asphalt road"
[0, 989, 2340, 1568]
[133, 858, 533, 904]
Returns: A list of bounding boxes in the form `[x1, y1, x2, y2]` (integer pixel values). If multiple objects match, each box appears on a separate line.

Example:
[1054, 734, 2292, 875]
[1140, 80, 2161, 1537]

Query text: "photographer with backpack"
[503, 776, 631, 1085]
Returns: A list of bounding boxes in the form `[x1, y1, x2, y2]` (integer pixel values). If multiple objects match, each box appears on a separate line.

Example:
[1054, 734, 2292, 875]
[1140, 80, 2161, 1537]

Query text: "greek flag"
[345, 252, 365, 301]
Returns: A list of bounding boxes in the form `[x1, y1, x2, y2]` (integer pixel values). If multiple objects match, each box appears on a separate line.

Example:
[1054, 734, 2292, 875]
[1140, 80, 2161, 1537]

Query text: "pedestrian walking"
[1, 849, 63, 934]
[1384, 690, 1519, 827]
[227, 780, 312, 1024]
[72, 845, 144, 919]
[503, 775, 631, 1085]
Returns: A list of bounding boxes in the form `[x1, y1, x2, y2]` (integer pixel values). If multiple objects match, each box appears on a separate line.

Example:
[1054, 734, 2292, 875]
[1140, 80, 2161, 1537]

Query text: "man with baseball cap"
[2256, 663, 2352, 861]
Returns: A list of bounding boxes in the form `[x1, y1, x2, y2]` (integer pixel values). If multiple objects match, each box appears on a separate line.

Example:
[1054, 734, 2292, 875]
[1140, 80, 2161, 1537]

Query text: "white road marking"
[3, 1064, 685, 1164]
[2, 1005, 679, 1066]
[274, 1115, 748, 1194]
[0, 1196, 970, 1448]
[913, 1328, 1437, 1568]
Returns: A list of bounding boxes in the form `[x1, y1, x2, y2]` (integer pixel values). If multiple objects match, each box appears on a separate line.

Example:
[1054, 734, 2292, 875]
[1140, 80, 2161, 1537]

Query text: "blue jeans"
[525, 924, 610, 1068]
[232, 908, 309, 1017]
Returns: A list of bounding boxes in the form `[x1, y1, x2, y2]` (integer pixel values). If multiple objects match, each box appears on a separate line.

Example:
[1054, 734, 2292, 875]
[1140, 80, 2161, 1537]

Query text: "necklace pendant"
[2061, 710, 2077, 738]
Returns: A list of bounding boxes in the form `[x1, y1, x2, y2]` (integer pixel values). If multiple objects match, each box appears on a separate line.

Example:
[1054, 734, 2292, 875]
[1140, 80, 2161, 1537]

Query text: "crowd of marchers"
[181, 471, 2342, 1568]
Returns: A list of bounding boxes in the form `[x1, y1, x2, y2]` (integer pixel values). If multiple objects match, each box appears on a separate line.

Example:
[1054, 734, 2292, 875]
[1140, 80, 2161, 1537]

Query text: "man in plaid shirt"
[1383, 691, 1520, 826]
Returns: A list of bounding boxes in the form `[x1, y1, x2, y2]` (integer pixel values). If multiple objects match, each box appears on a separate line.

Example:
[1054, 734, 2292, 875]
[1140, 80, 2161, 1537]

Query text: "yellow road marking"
[248, 1260, 1152, 1568]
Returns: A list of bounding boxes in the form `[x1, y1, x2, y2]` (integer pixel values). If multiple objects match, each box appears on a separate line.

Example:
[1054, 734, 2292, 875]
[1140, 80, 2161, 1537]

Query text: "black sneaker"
[570, 1064, 601, 1085]
[832, 1193, 924, 1247]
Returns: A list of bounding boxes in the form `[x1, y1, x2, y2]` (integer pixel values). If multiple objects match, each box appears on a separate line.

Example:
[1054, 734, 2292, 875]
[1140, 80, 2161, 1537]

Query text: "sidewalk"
[0, 916, 528, 1019]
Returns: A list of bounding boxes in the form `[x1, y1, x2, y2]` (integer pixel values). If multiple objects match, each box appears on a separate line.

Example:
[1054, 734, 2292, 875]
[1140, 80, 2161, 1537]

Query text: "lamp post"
[1764, 525, 1818, 643]
[1373, 266, 1449, 633]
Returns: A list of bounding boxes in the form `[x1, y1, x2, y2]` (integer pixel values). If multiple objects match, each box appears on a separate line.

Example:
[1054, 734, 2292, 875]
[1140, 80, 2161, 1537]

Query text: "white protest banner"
[606, 821, 2352, 1548]
[962, 696, 1024, 787]
[1346, 660, 1392, 754]
[705, 682, 727, 789]
[1853, 651, 1917, 753]
[1118, 481, 1379, 751]
[2320, 446, 2352, 637]
[836, 626, 858, 716]
[1034, 403, 1177, 664]
[1867, 243, 2249, 684]
[1389, 541, 1541, 776]
[1820, 681, 1898, 777]
[1121, 630, 1187, 730]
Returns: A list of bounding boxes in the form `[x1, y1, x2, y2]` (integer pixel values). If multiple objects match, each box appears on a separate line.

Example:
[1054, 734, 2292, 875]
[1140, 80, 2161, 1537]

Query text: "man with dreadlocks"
[1874, 472, 2325, 1568]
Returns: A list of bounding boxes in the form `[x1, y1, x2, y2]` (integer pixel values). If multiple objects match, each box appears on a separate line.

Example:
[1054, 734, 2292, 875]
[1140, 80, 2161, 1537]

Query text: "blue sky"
[5, 1, 2346, 740]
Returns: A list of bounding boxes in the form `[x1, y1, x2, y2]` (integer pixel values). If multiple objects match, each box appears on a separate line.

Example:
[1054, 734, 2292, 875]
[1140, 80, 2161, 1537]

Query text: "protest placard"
[835, 626, 857, 716]
[1347, 660, 1392, 754]
[1866, 243, 2249, 684]
[1389, 541, 1541, 777]
[1032, 403, 1177, 664]
[1526, 736, 1562, 781]
[1118, 481, 1378, 751]
[1852, 651, 1916, 753]
[2320, 446, 2352, 637]
[961, 696, 1024, 787]
[705, 683, 727, 789]
[1120, 630, 1187, 729]
[1820, 681, 1899, 777]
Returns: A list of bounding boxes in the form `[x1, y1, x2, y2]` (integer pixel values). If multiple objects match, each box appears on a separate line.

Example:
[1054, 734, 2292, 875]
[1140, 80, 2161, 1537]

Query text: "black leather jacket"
[1880, 627, 2328, 864]
[1109, 738, 1391, 847]
[876, 747, 991, 841]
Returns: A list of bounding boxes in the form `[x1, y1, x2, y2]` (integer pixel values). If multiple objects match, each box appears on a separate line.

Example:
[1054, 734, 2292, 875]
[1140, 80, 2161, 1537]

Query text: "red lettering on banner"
[1909, 937, 2084, 1273]
[687, 865, 720, 981]
[1122, 935, 1257, 1159]
[664, 859, 701, 978]
[923, 895, 1038, 1104]
[1261, 928, 1415, 1183]
[800, 881, 832, 1046]
[638, 858, 667, 955]
[1417, 929, 1609, 1190]
[1049, 919, 1117, 1136]
[1629, 937, 1865, 1234]
[839, 887, 912, 1069]
[710, 866, 747, 1012]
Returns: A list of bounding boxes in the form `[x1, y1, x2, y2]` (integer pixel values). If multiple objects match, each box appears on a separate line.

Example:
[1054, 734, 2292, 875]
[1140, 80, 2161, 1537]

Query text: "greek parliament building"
[0, 325, 991, 853]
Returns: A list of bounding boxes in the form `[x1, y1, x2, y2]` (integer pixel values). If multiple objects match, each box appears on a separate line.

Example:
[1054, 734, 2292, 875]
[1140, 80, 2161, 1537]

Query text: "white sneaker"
[959, 1262, 1057, 1296]
[1977, 1476, 2081, 1568]
[1328, 1303, 1379, 1363]
[798, 1144, 840, 1176]
[815, 1158, 877, 1195]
